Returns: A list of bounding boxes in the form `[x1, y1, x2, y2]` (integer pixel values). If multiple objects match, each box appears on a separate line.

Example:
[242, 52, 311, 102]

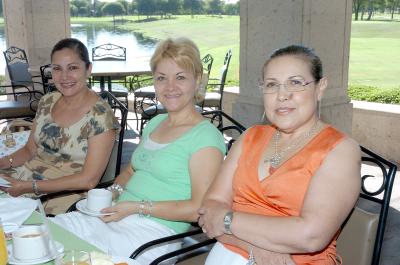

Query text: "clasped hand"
[198, 203, 230, 238]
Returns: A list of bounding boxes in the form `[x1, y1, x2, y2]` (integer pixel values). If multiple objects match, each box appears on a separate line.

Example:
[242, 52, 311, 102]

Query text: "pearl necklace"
[265, 121, 321, 169]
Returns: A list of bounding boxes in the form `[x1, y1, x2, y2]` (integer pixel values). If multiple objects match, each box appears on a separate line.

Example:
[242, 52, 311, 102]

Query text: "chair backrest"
[98, 91, 128, 183]
[92, 43, 126, 61]
[337, 207, 379, 265]
[3, 47, 33, 87]
[7, 62, 33, 87]
[210, 62, 229, 110]
[3, 46, 29, 65]
[40, 64, 57, 94]
[201, 54, 214, 76]
[337, 146, 397, 265]
[201, 110, 245, 152]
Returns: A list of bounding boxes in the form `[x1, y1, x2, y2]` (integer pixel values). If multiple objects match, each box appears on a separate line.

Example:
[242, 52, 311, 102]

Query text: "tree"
[156, 0, 169, 17]
[353, 0, 367, 20]
[117, 0, 130, 15]
[70, 0, 89, 16]
[70, 4, 79, 17]
[183, 0, 203, 17]
[224, 2, 239, 15]
[102, 2, 125, 22]
[167, 0, 182, 15]
[128, 1, 137, 15]
[95, 1, 106, 16]
[78, 6, 89, 16]
[208, 0, 224, 15]
[388, 0, 400, 20]
[137, 0, 157, 18]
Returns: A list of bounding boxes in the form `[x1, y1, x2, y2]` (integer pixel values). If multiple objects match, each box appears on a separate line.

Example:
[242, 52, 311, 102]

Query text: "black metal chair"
[91, 43, 129, 108]
[39, 91, 128, 206]
[201, 49, 232, 111]
[92, 43, 126, 61]
[202, 54, 214, 77]
[3, 46, 42, 101]
[337, 146, 397, 265]
[0, 86, 43, 120]
[39, 64, 57, 94]
[130, 127, 397, 265]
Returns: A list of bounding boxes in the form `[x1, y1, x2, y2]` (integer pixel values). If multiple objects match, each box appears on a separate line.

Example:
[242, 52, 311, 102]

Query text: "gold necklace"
[265, 121, 321, 169]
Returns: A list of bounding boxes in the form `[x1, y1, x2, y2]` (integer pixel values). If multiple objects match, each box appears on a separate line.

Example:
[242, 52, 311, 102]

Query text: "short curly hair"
[150, 37, 203, 80]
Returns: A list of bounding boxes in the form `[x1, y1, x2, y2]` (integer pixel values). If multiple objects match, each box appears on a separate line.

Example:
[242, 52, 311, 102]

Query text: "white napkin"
[0, 197, 37, 233]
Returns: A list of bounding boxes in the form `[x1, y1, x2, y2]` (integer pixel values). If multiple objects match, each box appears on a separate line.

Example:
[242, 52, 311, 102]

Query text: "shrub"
[348, 84, 400, 105]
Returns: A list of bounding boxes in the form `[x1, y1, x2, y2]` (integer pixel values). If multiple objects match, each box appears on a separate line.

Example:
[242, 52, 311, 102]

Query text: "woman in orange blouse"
[198, 45, 361, 265]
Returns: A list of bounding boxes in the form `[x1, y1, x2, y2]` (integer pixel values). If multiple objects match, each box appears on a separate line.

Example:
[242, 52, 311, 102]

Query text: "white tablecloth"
[0, 130, 30, 158]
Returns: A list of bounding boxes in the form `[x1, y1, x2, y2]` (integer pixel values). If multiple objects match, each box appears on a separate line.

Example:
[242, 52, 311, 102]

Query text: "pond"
[0, 23, 157, 75]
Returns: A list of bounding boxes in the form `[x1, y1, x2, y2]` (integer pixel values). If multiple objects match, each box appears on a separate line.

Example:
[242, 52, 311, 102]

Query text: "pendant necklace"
[265, 120, 321, 171]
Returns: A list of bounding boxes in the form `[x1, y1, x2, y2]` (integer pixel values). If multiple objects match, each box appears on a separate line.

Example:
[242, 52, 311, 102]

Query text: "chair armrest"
[149, 238, 216, 265]
[130, 228, 204, 259]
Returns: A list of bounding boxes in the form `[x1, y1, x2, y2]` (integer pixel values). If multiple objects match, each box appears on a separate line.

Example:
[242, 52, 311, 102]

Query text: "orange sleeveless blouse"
[224, 125, 345, 265]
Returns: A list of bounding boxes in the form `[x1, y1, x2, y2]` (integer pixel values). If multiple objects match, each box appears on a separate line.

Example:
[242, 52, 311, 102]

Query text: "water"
[0, 23, 157, 74]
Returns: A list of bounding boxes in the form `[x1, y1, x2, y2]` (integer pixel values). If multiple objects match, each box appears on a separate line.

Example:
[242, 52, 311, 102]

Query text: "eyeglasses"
[259, 79, 315, 94]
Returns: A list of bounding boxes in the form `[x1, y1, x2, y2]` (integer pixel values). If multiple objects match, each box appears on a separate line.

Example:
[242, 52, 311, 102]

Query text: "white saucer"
[7, 241, 64, 265]
[76, 199, 115, 217]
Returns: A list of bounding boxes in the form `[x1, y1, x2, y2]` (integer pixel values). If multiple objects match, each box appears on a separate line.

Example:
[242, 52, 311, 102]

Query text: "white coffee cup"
[86, 189, 112, 212]
[12, 225, 49, 260]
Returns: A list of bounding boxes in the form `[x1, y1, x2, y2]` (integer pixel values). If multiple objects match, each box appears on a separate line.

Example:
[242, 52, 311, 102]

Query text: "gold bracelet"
[7, 155, 13, 168]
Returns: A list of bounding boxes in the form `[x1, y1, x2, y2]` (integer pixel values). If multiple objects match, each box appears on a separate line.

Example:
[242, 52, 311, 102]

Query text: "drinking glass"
[62, 250, 91, 265]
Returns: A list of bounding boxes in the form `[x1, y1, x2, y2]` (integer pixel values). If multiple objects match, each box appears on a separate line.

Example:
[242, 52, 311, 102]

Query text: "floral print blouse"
[20, 91, 120, 180]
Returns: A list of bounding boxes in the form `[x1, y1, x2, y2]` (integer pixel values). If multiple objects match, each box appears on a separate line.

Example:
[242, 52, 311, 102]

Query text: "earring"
[261, 111, 266, 123]
[318, 100, 322, 120]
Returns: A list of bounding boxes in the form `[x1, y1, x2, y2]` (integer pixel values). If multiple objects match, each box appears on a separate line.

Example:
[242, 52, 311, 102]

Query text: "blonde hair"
[150, 37, 203, 81]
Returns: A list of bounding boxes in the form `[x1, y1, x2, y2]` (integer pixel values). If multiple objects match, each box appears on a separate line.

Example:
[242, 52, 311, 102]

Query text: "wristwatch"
[223, 211, 234, 234]
[32, 180, 41, 196]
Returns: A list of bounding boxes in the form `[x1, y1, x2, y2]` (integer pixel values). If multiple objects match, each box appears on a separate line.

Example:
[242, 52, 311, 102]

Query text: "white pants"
[205, 242, 248, 265]
[52, 212, 180, 265]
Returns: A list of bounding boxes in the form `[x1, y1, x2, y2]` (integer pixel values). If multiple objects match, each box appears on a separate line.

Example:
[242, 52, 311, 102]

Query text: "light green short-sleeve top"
[118, 114, 226, 233]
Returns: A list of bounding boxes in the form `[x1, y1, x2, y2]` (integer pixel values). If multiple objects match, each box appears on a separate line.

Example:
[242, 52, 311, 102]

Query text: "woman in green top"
[53, 37, 226, 264]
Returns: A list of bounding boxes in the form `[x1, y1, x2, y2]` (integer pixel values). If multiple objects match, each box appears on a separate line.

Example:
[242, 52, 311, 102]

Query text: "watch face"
[224, 211, 233, 234]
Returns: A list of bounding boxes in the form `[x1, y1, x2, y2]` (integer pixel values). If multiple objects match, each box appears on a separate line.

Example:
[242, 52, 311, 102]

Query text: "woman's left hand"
[198, 204, 230, 238]
[0, 175, 29, 197]
[100, 201, 137, 223]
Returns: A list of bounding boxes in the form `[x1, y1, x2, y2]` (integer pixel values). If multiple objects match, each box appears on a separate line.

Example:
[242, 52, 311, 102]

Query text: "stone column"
[2, 0, 71, 68]
[235, 0, 353, 134]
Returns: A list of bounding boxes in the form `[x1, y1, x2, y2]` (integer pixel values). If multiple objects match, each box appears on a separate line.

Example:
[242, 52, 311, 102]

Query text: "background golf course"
[72, 14, 400, 92]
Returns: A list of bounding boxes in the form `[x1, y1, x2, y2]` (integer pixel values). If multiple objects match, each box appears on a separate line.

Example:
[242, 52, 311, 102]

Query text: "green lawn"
[69, 16, 400, 89]
[350, 21, 400, 88]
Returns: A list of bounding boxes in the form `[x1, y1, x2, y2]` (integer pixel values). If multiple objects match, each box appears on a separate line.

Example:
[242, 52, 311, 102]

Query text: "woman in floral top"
[0, 38, 119, 206]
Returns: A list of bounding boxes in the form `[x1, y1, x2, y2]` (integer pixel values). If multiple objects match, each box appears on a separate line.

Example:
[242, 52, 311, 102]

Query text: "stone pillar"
[2, 0, 71, 68]
[235, 0, 353, 134]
